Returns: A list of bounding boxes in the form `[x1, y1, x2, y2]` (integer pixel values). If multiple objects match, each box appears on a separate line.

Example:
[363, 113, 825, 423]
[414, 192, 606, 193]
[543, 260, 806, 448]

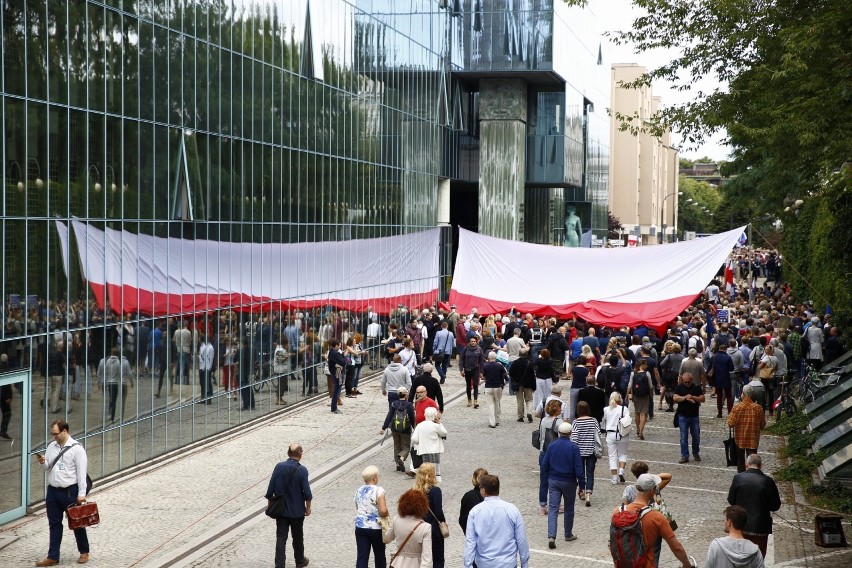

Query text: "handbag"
[66, 501, 100, 530]
[617, 406, 633, 437]
[429, 506, 450, 538]
[593, 427, 604, 459]
[389, 520, 423, 568]
[380, 515, 393, 544]
[532, 417, 558, 450]
[265, 495, 287, 518]
[653, 494, 677, 532]
[723, 428, 739, 467]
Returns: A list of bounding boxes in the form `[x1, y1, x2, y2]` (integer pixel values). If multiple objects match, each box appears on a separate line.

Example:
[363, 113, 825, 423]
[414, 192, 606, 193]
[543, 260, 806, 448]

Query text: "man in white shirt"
[366, 317, 382, 369]
[464, 474, 530, 568]
[533, 384, 570, 421]
[198, 335, 216, 404]
[173, 321, 192, 385]
[36, 419, 91, 566]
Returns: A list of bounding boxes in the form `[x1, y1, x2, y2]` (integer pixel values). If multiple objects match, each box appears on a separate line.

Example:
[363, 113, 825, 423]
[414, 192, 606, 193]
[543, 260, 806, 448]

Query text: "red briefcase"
[66, 501, 100, 530]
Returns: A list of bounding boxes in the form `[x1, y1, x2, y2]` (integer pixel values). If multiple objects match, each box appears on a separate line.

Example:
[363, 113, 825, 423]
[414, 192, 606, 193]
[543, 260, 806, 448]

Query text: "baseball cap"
[557, 422, 573, 435]
[397, 386, 409, 395]
[635, 473, 661, 492]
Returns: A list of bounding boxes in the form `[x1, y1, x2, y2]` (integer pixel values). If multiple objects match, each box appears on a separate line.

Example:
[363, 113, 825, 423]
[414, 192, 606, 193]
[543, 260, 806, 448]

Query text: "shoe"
[338, 398, 344, 406]
[548, 538, 556, 549]
[396, 464, 405, 472]
[558, 505, 564, 513]
[611, 476, 618, 485]
[665, 407, 674, 412]
[436, 475, 442, 483]
[467, 399, 472, 407]
[565, 535, 577, 541]
[296, 558, 310, 568]
[36, 560, 59, 567]
[275, 400, 288, 405]
[473, 402, 479, 409]
[0, 432, 11, 440]
[78, 553, 90, 564]
[488, 425, 497, 428]
[711, 393, 716, 398]
[638, 433, 644, 440]
[517, 417, 525, 422]
[647, 414, 654, 420]
[405, 471, 416, 478]
[354, 389, 363, 395]
[332, 409, 342, 414]
[585, 492, 591, 507]
[679, 457, 689, 464]
[346, 394, 357, 398]
[618, 469, 625, 483]
[694, 454, 702, 462]
[716, 413, 723, 418]
[527, 413, 533, 423]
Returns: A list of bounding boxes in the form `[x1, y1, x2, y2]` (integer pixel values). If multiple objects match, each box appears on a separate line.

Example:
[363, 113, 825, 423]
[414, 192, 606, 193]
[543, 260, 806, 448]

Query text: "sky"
[598, 0, 732, 162]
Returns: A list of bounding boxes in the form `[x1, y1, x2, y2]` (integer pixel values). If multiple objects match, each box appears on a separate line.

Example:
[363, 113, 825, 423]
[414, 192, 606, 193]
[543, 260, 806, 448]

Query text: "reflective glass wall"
[1, 0, 456, 506]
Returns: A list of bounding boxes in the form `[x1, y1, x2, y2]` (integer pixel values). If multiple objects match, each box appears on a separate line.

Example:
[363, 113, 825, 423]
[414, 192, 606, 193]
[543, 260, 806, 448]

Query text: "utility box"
[814, 514, 848, 547]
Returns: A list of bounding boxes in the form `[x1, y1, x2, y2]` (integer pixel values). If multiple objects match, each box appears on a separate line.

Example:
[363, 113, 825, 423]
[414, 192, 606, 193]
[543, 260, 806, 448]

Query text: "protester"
[627, 358, 654, 440]
[577, 372, 607, 426]
[538, 399, 564, 515]
[463, 474, 530, 568]
[727, 454, 781, 558]
[354, 466, 389, 568]
[265, 443, 312, 568]
[411, 407, 447, 481]
[704, 505, 764, 568]
[482, 352, 508, 428]
[461, 336, 484, 408]
[534, 348, 556, 412]
[603, 391, 630, 484]
[509, 351, 536, 423]
[381, 354, 412, 410]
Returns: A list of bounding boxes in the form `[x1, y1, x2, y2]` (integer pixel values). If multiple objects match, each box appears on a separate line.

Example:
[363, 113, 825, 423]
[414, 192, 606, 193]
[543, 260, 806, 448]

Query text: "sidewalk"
[2, 370, 850, 567]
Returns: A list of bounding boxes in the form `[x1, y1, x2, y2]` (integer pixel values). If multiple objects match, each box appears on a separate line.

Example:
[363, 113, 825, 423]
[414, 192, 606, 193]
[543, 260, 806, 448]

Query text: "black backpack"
[632, 371, 650, 398]
[390, 401, 411, 433]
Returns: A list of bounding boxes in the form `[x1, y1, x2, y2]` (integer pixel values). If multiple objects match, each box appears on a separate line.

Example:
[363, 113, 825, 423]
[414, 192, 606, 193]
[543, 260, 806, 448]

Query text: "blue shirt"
[464, 496, 529, 568]
[541, 437, 586, 489]
[265, 458, 312, 518]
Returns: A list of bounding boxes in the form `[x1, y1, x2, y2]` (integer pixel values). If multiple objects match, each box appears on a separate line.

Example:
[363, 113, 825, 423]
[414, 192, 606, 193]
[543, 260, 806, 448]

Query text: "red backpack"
[610, 504, 652, 568]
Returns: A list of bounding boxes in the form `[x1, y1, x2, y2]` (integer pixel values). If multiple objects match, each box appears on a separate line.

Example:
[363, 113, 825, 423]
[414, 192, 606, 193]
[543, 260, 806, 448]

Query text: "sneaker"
[473, 402, 479, 409]
[396, 464, 405, 472]
[517, 417, 525, 422]
[332, 409, 342, 414]
[611, 476, 618, 485]
[527, 413, 533, 423]
[716, 413, 723, 418]
[694, 454, 702, 462]
[548, 539, 556, 549]
[565, 535, 577, 542]
[618, 469, 625, 483]
[679, 457, 689, 464]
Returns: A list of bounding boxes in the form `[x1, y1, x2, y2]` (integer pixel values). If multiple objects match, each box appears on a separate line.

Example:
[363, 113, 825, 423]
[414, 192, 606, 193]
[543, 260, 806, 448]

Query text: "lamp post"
[659, 190, 682, 243]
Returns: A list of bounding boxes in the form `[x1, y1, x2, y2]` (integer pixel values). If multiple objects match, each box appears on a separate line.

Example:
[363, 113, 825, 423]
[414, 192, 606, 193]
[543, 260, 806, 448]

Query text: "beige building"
[609, 64, 679, 245]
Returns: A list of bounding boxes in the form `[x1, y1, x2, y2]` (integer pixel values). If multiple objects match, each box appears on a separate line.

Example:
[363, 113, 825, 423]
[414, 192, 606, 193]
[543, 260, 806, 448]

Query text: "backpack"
[390, 402, 410, 433]
[631, 371, 650, 398]
[532, 417, 560, 451]
[610, 505, 652, 568]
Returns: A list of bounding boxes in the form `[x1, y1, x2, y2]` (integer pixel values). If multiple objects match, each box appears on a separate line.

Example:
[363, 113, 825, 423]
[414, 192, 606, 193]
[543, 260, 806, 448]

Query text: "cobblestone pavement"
[1, 368, 850, 567]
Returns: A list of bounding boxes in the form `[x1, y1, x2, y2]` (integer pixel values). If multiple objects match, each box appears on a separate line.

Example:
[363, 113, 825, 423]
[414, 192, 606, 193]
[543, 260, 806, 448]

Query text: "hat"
[422, 308, 430, 314]
[557, 422, 573, 435]
[635, 473, 661, 492]
[397, 386, 409, 395]
[642, 337, 651, 343]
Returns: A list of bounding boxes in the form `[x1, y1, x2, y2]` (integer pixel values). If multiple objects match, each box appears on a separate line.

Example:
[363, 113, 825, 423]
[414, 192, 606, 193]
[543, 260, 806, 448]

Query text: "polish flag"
[725, 260, 735, 294]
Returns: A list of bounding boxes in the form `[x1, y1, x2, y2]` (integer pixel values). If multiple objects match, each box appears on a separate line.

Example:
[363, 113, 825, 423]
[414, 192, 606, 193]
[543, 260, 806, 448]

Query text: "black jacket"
[482, 361, 507, 389]
[412, 373, 444, 411]
[727, 468, 781, 535]
[459, 485, 483, 533]
[509, 357, 536, 390]
[577, 385, 607, 424]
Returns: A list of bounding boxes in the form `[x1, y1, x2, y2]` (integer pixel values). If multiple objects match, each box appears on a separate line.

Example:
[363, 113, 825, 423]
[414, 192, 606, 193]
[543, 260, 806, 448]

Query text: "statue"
[564, 204, 582, 247]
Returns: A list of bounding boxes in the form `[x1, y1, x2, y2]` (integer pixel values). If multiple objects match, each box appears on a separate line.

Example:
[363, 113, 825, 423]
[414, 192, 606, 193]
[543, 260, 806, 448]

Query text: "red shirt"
[414, 397, 439, 425]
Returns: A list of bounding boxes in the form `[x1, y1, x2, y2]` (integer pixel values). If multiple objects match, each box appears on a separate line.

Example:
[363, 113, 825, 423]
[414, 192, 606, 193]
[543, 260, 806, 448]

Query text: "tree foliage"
[614, 0, 852, 332]
[607, 210, 624, 240]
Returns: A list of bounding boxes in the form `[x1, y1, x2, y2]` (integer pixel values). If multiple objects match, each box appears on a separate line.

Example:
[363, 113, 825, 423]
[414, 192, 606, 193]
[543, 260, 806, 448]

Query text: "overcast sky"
[598, 0, 731, 162]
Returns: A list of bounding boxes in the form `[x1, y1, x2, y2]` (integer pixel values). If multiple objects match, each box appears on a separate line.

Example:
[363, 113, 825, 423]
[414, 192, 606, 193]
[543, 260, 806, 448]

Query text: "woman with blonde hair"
[603, 391, 630, 484]
[413, 463, 446, 568]
[411, 407, 447, 480]
[459, 468, 488, 534]
[354, 465, 389, 568]
[386, 489, 432, 568]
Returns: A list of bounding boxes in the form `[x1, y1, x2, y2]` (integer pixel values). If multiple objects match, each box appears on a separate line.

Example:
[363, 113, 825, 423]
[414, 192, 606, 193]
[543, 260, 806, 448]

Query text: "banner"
[449, 226, 747, 330]
[56, 220, 440, 316]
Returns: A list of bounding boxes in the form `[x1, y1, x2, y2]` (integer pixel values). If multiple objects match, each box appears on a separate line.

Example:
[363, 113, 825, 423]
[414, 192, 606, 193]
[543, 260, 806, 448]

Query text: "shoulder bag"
[532, 417, 558, 450]
[617, 405, 633, 437]
[389, 520, 423, 568]
[429, 506, 450, 538]
[380, 515, 393, 544]
[723, 428, 739, 467]
[265, 466, 297, 518]
[593, 425, 604, 459]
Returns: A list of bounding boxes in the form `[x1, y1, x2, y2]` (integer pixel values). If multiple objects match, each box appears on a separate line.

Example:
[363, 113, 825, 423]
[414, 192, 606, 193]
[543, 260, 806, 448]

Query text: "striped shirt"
[571, 417, 600, 457]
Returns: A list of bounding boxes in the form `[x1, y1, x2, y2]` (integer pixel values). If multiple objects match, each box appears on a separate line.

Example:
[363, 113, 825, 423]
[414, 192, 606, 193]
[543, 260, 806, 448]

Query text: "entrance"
[0, 369, 31, 524]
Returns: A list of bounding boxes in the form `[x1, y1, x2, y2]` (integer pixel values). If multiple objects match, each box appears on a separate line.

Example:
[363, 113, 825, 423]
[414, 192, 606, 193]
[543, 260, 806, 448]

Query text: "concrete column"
[478, 78, 527, 240]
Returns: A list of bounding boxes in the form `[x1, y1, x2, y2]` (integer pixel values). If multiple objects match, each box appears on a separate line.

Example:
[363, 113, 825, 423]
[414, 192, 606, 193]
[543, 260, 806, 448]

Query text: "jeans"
[46, 484, 89, 561]
[569, 387, 581, 423]
[678, 415, 701, 458]
[176, 352, 191, 384]
[355, 527, 386, 568]
[199, 368, 214, 399]
[330, 376, 343, 411]
[435, 354, 450, 381]
[538, 452, 548, 506]
[275, 516, 306, 568]
[352, 364, 363, 389]
[464, 369, 480, 401]
[240, 375, 255, 409]
[386, 392, 400, 412]
[582, 455, 597, 492]
[107, 383, 128, 422]
[548, 478, 577, 538]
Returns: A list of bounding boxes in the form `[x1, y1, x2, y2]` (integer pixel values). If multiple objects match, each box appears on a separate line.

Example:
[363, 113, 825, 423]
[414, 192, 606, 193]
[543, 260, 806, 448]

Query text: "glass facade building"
[0, 0, 608, 520]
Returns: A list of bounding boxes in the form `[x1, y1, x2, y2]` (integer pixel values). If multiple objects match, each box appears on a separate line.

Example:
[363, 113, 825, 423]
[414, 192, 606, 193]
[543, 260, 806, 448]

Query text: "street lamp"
[660, 190, 683, 243]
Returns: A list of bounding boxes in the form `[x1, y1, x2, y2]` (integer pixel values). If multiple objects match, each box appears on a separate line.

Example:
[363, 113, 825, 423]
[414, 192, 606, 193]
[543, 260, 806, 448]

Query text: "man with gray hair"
[727, 385, 766, 472]
[534, 384, 569, 421]
[482, 352, 508, 428]
[679, 348, 705, 389]
[727, 454, 781, 558]
[381, 354, 412, 411]
[505, 327, 529, 362]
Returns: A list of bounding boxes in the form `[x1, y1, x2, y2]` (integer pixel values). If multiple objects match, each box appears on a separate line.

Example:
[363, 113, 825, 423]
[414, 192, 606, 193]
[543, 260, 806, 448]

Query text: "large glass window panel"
[137, 21, 153, 120]
[137, 121, 154, 219]
[168, 30, 182, 126]
[196, 41, 208, 132]
[47, 0, 68, 104]
[153, 25, 168, 124]
[123, 16, 139, 119]
[87, 3, 105, 112]
[105, 9, 122, 115]
[2, 0, 25, 95]
[25, 0, 47, 100]
[123, 119, 139, 220]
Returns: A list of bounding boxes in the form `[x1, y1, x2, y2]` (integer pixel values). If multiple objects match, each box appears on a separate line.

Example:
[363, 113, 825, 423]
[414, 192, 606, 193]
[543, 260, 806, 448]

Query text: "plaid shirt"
[788, 331, 803, 360]
[727, 397, 765, 449]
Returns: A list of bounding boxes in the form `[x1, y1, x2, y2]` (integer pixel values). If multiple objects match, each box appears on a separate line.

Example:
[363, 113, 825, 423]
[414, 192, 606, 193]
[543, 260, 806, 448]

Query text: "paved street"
[1, 368, 850, 567]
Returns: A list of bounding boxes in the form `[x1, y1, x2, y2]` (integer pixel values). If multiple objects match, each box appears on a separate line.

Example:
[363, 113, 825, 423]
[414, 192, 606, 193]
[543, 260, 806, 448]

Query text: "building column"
[478, 78, 527, 240]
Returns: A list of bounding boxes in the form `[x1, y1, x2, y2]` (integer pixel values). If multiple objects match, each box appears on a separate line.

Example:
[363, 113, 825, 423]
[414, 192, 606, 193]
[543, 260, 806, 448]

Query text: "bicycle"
[252, 359, 280, 394]
[788, 365, 840, 404]
[772, 380, 798, 420]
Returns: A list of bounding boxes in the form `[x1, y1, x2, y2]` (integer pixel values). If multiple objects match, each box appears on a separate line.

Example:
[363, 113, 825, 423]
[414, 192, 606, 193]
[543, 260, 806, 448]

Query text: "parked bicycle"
[788, 365, 842, 404]
[772, 380, 798, 420]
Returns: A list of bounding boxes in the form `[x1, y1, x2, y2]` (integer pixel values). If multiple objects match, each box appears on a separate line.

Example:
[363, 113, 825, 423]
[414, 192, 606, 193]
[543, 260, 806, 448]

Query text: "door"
[0, 369, 31, 524]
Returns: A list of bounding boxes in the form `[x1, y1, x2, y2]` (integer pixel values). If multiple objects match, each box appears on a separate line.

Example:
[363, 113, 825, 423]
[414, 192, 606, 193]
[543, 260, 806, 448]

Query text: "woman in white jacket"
[411, 407, 448, 481]
[602, 391, 630, 485]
